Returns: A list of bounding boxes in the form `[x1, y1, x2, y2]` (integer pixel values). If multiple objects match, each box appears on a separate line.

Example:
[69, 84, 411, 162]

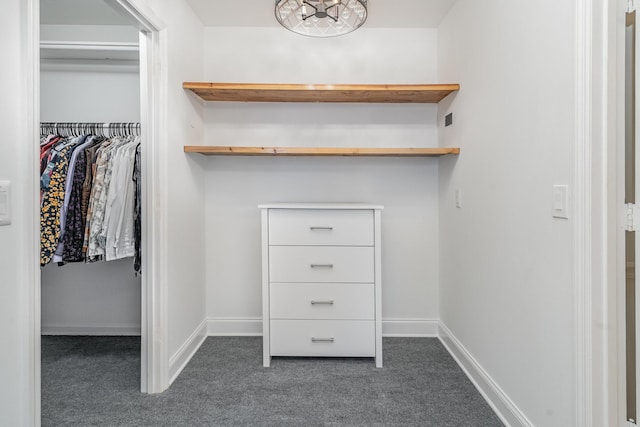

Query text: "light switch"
[0, 181, 11, 226]
[552, 185, 569, 219]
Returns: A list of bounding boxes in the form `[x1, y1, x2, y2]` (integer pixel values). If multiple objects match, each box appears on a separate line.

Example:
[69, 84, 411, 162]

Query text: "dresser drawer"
[268, 209, 373, 246]
[270, 283, 374, 320]
[269, 246, 374, 283]
[270, 320, 375, 357]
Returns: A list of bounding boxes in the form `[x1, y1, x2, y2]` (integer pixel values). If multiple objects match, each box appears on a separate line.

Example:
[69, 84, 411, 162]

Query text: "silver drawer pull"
[310, 264, 333, 268]
[310, 300, 334, 305]
[311, 337, 335, 343]
[310, 226, 333, 231]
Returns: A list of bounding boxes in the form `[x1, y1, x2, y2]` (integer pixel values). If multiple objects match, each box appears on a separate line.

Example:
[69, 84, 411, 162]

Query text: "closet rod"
[40, 122, 141, 137]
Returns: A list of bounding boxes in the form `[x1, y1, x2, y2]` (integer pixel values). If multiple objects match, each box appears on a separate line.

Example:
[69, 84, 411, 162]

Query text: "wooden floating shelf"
[184, 146, 460, 157]
[183, 82, 459, 103]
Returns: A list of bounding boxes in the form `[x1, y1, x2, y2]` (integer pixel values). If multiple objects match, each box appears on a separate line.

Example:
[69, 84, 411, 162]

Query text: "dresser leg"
[263, 356, 271, 368]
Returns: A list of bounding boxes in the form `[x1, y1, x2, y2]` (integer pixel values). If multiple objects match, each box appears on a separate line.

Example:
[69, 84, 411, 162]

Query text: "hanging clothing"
[87, 137, 128, 261]
[52, 135, 91, 263]
[40, 137, 84, 266]
[39, 130, 142, 272]
[83, 139, 113, 258]
[40, 137, 76, 205]
[134, 145, 142, 275]
[61, 136, 103, 263]
[103, 138, 139, 261]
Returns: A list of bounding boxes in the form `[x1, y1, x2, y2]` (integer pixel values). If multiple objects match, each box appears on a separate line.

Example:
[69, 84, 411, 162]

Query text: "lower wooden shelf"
[184, 146, 460, 157]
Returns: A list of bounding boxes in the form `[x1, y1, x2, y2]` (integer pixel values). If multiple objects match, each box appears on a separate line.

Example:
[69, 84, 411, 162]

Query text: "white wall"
[438, 1, 575, 426]
[40, 68, 140, 120]
[143, 0, 207, 368]
[41, 261, 141, 334]
[206, 157, 440, 325]
[41, 24, 138, 42]
[39, 24, 142, 335]
[205, 27, 437, 84]
[203, 27, 441, 334]
[0, 0, 36, 424]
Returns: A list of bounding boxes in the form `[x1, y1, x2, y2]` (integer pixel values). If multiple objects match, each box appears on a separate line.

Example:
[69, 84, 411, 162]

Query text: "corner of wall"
[169, 319, 207, 384]
[438, 322, 533, 427]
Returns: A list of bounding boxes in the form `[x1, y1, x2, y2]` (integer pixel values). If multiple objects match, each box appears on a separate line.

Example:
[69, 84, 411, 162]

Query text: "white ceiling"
[41, 0, 457, 28]
[187, 0, 457, 28]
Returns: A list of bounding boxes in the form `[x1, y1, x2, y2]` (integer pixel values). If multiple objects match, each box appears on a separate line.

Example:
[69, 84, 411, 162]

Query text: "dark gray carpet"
[42, 336, 504, 426]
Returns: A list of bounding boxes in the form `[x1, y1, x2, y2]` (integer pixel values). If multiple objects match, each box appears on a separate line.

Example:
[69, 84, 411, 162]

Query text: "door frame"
[596, 0, 633, 425]
[573, 0, 617, 425]
[24, 0, 169, 423]
[110, 0, 169, 395]
[575, 0, 601, 423]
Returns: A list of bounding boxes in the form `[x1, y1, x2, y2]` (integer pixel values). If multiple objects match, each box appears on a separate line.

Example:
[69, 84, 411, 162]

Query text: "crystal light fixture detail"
[275, 0, 368, 37]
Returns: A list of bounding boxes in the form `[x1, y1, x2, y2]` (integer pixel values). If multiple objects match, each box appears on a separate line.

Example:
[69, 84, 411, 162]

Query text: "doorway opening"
[33, 0, 166, 422]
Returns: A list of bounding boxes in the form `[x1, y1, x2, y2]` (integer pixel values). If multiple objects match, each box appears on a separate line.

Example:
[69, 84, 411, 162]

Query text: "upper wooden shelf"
[184, 146, 459, 157]
[183, 82, 460, 103]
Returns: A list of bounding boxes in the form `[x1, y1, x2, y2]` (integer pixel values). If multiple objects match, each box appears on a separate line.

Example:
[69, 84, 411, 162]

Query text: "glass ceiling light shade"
[275, 0, 368, 38]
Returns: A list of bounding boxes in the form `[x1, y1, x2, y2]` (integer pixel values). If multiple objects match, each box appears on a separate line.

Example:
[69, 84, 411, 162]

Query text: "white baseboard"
[41, 324, 141, 336]
[168, 319, 207, 385]
[382, 318, 438, 337]
[206, 317, 437, 337]
[438, 321, 533, 427]
[207, 317, 263, 336]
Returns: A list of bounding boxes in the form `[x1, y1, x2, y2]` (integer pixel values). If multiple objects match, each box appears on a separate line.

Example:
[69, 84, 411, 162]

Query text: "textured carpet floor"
[42, 336, 504, 426]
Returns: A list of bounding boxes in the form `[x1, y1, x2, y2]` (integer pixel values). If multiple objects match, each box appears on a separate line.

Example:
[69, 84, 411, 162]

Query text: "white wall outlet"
[552, 185, 569, 219]
[0, 180, 11, 226]
[455, 188, 462, 208]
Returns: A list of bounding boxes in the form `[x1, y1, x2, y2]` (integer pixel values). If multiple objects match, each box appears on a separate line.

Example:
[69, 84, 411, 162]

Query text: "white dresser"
[259, 203, 383, 368]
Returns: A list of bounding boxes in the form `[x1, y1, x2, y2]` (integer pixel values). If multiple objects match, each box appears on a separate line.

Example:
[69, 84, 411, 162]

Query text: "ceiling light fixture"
[275, 0, 368, 38]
